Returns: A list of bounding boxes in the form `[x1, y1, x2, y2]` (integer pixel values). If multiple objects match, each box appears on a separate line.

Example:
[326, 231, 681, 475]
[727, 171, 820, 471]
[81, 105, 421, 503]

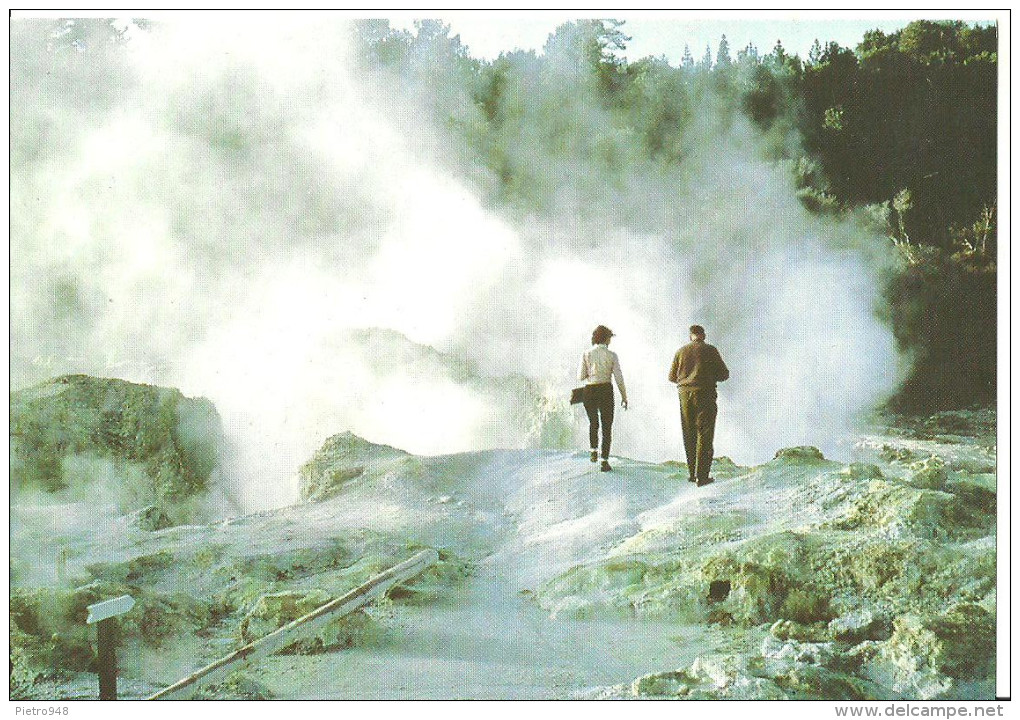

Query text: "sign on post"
[87, 595, 135, 625]
[86, 594, 134, 700]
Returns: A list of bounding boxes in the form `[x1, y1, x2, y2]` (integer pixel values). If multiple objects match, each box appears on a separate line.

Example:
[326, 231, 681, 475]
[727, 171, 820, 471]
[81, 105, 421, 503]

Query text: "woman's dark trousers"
[583, 383, 615, 460]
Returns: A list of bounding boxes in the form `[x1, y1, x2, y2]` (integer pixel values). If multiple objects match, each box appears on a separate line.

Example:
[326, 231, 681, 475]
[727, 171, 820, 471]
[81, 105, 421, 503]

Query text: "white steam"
[10, 17, 902, 512]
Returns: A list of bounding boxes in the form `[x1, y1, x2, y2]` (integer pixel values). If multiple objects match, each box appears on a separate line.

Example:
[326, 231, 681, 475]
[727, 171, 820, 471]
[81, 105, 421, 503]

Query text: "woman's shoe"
[600, 460, 612, 472]
[590, 450, 599, 463]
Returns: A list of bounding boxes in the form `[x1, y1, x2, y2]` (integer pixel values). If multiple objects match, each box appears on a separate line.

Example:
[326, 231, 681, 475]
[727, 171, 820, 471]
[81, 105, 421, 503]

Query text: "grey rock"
[829, 608, 892, 644]
[298, 431, 414, 502]
[774, 446, 826, 461]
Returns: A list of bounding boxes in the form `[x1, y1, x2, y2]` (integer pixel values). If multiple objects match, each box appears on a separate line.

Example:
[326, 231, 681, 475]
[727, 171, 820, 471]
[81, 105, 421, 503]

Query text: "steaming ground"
[11, 407, 996, 700]
[10, 18, 904, 509]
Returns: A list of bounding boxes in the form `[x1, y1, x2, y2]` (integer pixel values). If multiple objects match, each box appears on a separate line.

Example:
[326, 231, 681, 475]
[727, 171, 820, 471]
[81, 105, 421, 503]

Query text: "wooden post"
[96, 618, 118, 700]
[149, 548, 439, 700]
[86, 595, 135, 701]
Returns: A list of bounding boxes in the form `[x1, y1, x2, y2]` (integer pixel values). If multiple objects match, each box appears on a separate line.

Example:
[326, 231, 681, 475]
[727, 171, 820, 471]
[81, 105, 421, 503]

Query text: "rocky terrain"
[10, 375, 224, 530]
[9, 377, 997, 700]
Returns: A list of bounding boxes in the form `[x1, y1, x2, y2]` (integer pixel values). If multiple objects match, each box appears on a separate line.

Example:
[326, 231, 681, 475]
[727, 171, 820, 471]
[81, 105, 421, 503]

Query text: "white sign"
[86, 595, 135, 624]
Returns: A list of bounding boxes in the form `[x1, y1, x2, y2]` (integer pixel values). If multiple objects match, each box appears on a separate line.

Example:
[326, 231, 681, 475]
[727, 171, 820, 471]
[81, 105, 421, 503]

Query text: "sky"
[386, 10, 999, 64]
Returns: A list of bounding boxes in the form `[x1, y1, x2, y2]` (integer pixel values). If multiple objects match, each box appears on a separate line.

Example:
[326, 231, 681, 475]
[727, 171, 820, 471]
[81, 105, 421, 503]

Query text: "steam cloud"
[10, 17, 903, 512]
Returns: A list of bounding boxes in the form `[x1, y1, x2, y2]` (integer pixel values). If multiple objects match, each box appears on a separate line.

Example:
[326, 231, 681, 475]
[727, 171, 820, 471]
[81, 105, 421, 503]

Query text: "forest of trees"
[353, 18, 998, 412]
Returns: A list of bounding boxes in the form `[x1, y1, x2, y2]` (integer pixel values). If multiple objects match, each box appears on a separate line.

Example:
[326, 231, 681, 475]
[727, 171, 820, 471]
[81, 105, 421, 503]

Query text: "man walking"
[668, 325, 729, 487]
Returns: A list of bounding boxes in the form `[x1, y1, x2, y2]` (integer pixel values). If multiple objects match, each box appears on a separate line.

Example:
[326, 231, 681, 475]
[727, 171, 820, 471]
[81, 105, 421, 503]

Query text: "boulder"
[631, 669, 695, 697]
[828, 607, 893, 640]
[866, 606, 995, 699]
[238, 589, 375, 652]
[298, 432, 417, 502]
[908, 456, 948, 490]
[869, 614, 953, 699]
[770, 618, 831, 643]
[631, 655, 789, 699]
[879, 445, 921, 463]
[924, 604, 996, 678]
[122, 505, 174, 531]
[710, 456, 745, 478]
[761, 635, 836, 668]
[195, 673, 274, 700]
[752, 636, 884, 699]
[773, 446, 825, 461]
[770, 665, 878, 700]
[840, 463, 883, 480]
[829, 608, 892, 644]
[827, 478, 984, 541]
[10, 375, 222, 522]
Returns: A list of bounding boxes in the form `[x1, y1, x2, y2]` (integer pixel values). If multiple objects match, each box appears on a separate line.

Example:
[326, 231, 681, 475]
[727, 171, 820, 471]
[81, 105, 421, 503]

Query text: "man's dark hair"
[592, 325, 614, 345]
[690, 325, 706, 338]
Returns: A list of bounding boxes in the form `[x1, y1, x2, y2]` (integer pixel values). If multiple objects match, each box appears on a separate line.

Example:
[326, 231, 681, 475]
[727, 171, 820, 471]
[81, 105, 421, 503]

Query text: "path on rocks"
[262, 450, 729, 699]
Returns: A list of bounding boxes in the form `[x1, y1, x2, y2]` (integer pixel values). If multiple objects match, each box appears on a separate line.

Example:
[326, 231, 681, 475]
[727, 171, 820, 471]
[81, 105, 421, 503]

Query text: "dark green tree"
[808, 38, 823, 65]
[622, 56, 690, 161]
[716, 34, 732, 66]
[681, 43, 695, 70]
[701, 43, 713, 69]
[737, 42, 759, 65]
[543, 19, 631, 100]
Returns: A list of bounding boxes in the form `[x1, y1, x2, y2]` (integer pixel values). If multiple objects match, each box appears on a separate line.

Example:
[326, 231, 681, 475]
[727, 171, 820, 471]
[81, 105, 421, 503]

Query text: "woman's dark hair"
[592, 325, 613, 345]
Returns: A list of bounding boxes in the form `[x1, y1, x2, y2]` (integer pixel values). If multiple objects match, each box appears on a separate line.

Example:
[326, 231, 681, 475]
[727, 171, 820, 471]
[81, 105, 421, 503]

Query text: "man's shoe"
[600, 460, 612, 472]
[590, 450, 599, 463]
[688, 476, 697, 483]
[696, 477, 715, 487]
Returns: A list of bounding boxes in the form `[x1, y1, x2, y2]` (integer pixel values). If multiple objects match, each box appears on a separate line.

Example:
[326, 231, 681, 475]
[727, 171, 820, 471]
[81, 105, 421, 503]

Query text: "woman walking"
[578, 325, 628, 471]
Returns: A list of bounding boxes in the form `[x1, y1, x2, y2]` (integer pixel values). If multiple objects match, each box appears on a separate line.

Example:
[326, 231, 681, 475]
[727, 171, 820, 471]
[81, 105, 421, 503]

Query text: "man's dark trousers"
[679, 387, 717, 481]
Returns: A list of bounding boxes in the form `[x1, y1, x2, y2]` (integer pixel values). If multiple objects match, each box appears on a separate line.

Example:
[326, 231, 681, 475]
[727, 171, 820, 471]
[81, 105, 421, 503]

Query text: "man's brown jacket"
[668, 340, 729, 388]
